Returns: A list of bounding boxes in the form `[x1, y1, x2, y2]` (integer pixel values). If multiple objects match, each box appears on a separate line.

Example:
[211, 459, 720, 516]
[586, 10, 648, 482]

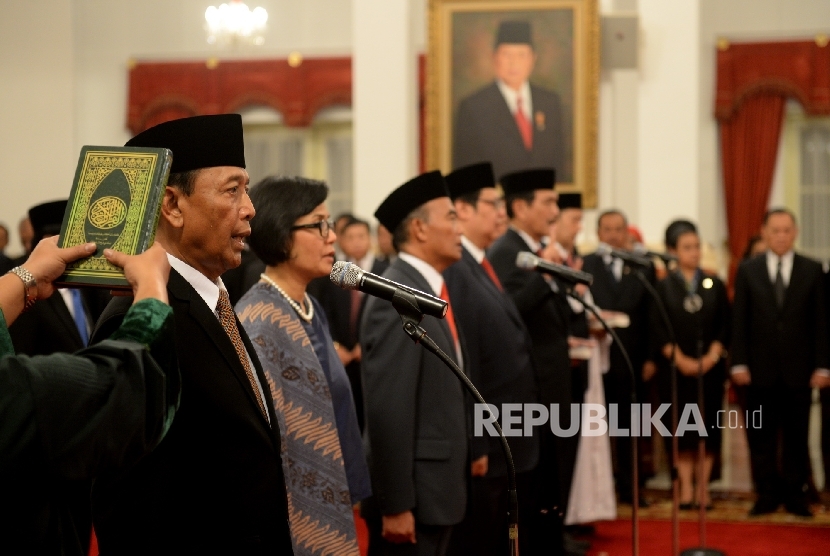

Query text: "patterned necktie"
[774, 259, 786, 308]
[69, 289, 89, 346]
[439, 282, 460, 347]
[217, 289, 269, 420]
[481, 257, 504, 292]
[515, 95, 533, 150]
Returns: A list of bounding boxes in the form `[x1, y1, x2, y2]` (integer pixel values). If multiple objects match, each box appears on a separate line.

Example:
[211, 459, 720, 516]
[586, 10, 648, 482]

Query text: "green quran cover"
[56, 145, 173, 289]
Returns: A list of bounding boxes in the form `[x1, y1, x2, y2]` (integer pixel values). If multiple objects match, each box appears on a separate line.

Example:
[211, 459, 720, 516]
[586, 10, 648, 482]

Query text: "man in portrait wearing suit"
[488, 168, 573, 556]
[311, 216, 389, 431]
[89, 115, 292, 554]
[731, 207, 829, 517]
[453, 20, 566, 180]
[360, 171, 468, 556]
[581, 210, 655, 506]
[441, 163, 540, 556]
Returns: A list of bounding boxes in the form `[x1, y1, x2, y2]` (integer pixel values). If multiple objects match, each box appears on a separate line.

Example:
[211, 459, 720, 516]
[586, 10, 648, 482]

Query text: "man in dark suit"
[581, 209, 655, 506]
[311, 216, 389, 431]
[488, 168, 573, 556]
[453, 20, 566, 181]
[89, 115, 292, 553]
[360, 171, 468, 556]
[441, 163, 540, 556]
[731, 207, 829, 517]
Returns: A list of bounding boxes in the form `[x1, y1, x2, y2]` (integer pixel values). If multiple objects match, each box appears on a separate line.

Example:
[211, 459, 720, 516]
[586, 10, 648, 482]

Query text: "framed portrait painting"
[426, 0, 599, 206]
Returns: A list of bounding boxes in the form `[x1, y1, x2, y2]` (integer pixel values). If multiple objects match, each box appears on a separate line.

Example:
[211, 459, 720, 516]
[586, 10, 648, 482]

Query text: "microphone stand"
[389, 288, 519, 556]
[566, 289, 640, 556]
[629, 268, 681, 556]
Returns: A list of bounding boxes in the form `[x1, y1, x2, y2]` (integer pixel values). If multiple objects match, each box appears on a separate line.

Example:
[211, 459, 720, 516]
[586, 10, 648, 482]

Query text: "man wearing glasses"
[442, 163, 541, 556]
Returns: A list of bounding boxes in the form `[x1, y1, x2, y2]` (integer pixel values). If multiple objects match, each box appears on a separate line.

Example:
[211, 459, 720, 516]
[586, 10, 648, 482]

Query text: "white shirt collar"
[497, 80, 532, 119]
[461, 235, 485, 263]
[398, 252, 444, 296]
[511, 226, 543, 253]
[766, 249, 794, 286]
[167, 252, 226, 315]
[354, 252, 376, 272]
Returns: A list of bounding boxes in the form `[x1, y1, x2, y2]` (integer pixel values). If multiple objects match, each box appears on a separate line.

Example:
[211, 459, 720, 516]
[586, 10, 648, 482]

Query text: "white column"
[353, 0, 419, 222]
[637, 0, 701, 245]
[0, 0, 74, 257]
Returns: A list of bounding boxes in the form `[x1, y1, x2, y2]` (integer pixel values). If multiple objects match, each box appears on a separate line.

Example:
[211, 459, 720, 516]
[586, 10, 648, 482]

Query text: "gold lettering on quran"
[88, 196, 127, 229]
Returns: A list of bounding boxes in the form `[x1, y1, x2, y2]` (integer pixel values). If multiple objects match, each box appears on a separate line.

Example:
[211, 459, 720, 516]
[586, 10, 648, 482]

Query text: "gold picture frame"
[427, 0, 599, 207]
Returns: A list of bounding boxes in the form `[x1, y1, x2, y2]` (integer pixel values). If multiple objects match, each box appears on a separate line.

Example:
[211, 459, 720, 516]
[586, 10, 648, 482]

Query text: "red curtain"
[715, 39, 830, 290]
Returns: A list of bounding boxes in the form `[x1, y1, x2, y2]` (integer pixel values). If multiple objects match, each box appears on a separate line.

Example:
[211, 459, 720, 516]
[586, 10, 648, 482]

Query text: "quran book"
[56, 146, 172, 289]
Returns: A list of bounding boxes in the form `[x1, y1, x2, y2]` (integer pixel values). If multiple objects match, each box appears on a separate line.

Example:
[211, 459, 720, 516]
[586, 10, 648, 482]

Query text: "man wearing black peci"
[89, 115, 293, 554]
[453, 20, 566, 181]
[731, 207, 829, 517]
[441, 163, 540, 556]
[360, 171, 468, 556]
[488, 168, 573, 556]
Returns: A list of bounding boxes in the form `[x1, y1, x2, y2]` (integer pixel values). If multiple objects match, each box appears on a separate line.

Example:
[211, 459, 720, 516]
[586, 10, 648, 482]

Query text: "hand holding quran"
[56, 145, 172, 289]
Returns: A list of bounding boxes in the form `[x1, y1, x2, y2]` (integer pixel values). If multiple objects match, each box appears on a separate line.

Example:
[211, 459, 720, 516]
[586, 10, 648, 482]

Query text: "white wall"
[0, 0, 75, 257]
[3, 0, 830, 264]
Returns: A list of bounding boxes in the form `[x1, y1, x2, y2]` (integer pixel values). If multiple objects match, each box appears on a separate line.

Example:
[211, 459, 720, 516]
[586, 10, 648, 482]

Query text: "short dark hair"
[664, 219, 698, 249]
[248, 176, 329, 266]
[341, 217, 371, 235]
[167, 169, 199, 196]
[597, 209, 628, 229]
[454, 191, 481, 208]
[763, 207, 796, 226]
[392, 205, 429, 252]
[505, 190, 535, 219]
[742, 234, 764, 260]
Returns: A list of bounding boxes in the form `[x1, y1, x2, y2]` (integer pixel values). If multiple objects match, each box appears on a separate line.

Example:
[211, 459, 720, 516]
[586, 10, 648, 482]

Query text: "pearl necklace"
[259, 273, 314, 322]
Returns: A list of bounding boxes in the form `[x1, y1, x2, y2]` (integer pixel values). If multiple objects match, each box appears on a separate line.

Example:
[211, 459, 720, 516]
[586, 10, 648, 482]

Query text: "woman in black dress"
[652, 219, 730, 509]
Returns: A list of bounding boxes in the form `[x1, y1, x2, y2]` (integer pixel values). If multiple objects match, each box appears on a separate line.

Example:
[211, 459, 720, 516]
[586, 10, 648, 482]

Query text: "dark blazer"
[89, 269, 292, 555]
[9, 291, 89, 356]
[359, 257, 468, 526]
[731, 252, 829, 388]
[443, 247, 539, 477]
[488, 229, 571, 407]
[453, 81, 566, 180]
[581, 252, 655, 371]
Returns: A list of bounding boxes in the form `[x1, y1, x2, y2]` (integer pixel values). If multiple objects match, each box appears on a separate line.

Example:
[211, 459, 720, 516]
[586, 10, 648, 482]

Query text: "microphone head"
[595, 243, 611, 257]
[516, 251, 539, 270]
[330, 261, 363, 290]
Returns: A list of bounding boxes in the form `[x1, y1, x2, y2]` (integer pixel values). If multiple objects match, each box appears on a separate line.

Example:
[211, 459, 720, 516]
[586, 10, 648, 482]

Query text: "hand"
[351, 344, 362, 362]
[23, 236, 97, 301]
[104, 242, 170, 304]
[471, 455, 488, 477]
[539, 242, 564, 264]
[382, 511, 417, 544]
[676, 355, 700, 376]
[810, 372, 830, 389]
[334, 342, 353, 366]
[642, 360, 657, 382]
[731, 369, 752, 386]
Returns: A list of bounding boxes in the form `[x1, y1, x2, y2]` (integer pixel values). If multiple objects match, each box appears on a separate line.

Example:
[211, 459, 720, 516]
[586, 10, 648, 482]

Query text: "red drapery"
[715, 38, 830, 289]
[127, 56, 427, 172]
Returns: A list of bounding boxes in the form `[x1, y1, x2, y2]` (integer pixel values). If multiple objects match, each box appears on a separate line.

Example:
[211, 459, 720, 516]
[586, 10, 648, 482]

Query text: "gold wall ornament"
[206, 57, 219, 70]
[816, 34, 828, 48]
[288, 51, 303, 68]
[717, 38, 730, 51]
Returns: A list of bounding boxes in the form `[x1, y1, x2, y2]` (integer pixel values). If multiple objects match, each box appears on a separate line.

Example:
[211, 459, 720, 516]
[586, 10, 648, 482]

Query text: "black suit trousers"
[745, 382, 812, 504]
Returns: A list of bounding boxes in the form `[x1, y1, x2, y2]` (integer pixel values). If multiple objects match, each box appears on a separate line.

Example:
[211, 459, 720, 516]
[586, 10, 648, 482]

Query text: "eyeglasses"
[478, 198, 506, 210]
[290, 219, 335, 238]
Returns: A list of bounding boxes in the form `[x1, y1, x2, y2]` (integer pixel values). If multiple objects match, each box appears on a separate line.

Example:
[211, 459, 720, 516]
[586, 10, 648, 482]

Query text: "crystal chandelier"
[205, 1, 268, 46]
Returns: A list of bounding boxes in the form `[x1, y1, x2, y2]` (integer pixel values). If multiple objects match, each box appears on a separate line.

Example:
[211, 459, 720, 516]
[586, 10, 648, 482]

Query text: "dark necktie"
[69, 289, 89, 346]
[606, 259, 620, 283]
[439, 282, 460, 348]
[348, 288, 362, 345]
[774, 259, 786, 308]
[217, 289, 269, 420]
[515, 95, 533, 150]
[481, 257, 504, 292]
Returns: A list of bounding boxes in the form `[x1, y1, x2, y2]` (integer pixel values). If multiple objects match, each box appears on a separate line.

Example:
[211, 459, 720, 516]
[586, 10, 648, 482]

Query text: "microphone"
[632, 243, 677, 265]
[329, 261, 448, 319]
[515, 252, 593, 286]
[595, 244, 652, 268]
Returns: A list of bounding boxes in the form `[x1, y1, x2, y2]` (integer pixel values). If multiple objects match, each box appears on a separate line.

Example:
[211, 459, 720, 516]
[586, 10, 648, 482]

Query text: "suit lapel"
[487, 82, 527, 148]
[49, 293, 84, 347]
[167, 270, 273, 430]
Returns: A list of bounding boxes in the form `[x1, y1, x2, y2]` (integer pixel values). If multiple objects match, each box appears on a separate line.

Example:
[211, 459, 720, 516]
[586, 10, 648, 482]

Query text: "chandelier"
[205, 1, 268, 46]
